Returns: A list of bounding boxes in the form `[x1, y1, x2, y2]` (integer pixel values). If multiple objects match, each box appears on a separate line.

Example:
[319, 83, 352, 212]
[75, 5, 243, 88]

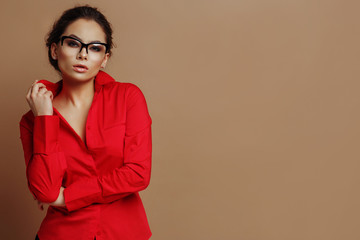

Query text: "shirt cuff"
[63, 177, 102, 212]
[33, 115, 60, 154]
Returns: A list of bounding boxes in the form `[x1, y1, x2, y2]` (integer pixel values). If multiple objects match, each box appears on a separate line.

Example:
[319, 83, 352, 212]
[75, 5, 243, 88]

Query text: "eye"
[89, 44, 105, 52]
[66, 39, 80, 48]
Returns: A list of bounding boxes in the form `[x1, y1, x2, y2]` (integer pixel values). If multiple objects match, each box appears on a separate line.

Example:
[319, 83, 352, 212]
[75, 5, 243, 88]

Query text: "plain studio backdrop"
[1, 0, 360, 239]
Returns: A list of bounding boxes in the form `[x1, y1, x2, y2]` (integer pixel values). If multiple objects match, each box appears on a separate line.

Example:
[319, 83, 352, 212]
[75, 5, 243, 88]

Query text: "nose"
[77, 46, 88, 60]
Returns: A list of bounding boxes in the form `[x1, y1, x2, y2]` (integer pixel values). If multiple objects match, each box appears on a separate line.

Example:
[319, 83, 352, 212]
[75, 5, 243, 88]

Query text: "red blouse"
[19, 71, 152, 240]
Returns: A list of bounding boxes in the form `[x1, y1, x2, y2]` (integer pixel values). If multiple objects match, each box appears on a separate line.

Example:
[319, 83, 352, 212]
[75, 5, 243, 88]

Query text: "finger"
[38, 87, 47, 95]
[26, 88, 30, 98]
[28, 81, 46, 96]
[31, 80, 39, 88]
[30, 80, 39, 87]
[33, 83, 46, 89]
[31, 83, 46, 96]
[26, 86, 33, 100]
[30, 79, 43, 85]
[44, 91, 53, 98]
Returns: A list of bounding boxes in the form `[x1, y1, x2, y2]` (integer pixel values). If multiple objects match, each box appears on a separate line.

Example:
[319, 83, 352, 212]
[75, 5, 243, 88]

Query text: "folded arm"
[20, 115, 67, 203]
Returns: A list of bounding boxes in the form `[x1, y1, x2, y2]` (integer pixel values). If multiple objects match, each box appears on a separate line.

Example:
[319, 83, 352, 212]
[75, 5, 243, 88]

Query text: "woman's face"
[51, 18, 109, 82]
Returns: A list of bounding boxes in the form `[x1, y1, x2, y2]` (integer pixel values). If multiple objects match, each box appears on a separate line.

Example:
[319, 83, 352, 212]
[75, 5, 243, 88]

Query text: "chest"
[49, 88, 128, 179]
[53, 101, 91, 143]
[53, 101, 126, 179]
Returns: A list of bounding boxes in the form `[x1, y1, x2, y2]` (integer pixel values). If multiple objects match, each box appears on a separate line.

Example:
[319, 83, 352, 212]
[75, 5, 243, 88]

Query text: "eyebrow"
[68, 34, 104, 44]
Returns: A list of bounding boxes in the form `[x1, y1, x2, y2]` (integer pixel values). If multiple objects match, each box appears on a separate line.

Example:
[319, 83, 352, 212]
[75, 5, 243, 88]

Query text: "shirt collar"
[38, 70, 115, 97]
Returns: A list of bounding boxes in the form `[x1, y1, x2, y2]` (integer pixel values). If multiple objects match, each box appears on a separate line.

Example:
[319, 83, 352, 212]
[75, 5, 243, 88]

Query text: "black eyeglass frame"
[60, 36, 110, 54]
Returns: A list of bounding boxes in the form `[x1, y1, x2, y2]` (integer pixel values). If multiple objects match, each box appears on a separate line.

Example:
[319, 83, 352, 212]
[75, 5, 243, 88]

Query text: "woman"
[19, 5, 152, 240]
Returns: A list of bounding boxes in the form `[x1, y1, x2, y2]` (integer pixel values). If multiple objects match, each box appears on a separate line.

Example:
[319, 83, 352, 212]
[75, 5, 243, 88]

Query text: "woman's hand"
[34, 187, 66, 210]
[26, 80, 54, 116]
[49, 186, 66, 207]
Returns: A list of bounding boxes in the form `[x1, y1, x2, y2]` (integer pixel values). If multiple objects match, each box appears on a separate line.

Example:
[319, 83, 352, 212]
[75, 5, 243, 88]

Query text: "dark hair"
[46, 5, 113, 71]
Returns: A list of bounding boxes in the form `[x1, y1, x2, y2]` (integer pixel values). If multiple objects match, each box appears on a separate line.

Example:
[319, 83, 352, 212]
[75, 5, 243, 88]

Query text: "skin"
[26, 18, 110, 210]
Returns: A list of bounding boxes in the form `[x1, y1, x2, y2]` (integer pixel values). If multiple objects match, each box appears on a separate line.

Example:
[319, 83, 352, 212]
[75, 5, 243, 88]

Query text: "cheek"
[86, 60, 105, 73]
[57, 52, 73, 67]
[90, 57, 106, 67]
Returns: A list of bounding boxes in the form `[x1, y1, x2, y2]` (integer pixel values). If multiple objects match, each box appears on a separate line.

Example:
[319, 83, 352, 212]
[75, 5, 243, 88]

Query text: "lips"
[73, 64, 88, 73]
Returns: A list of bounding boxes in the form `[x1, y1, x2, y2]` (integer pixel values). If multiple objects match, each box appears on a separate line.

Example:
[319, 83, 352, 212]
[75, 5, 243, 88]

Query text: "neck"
[57, 76, 95, 108]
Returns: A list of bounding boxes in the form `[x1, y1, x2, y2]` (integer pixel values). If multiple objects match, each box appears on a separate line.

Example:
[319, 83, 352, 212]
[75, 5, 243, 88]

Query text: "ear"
[50, 43, 58, 60]
[100, 53, 110, 69]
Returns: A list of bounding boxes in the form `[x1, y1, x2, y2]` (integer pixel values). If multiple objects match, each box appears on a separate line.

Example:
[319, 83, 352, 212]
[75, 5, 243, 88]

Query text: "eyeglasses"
[60, 36, 109, 57]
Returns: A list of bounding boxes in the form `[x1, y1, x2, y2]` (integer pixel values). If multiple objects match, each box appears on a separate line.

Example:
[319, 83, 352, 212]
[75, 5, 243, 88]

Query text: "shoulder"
[99, 71, 147, 97]
[104, 81, 149, 102]
[105, 81, 144, 93]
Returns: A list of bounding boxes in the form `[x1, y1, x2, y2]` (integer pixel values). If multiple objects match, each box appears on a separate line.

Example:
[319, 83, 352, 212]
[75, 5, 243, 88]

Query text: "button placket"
[85, 90, 98, 149]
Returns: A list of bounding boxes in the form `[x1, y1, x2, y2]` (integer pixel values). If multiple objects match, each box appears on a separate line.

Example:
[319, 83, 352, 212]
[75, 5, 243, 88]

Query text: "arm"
[19, 115, 67, 203]
[35, 186, 66, 211]
[20, 80, 66, 203]
[63, 84, 152, 212]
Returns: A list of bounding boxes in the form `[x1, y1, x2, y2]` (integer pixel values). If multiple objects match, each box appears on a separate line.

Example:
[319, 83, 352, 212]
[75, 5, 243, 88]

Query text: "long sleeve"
[19, 115, 67, 203]
[63, 84, 152, 212]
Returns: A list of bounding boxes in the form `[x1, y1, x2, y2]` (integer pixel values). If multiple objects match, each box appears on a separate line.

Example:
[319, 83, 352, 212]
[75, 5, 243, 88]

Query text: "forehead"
[62, 18, 106, 42]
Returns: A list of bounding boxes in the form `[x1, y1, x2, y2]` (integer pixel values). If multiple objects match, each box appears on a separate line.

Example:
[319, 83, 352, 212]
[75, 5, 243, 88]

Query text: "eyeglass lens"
[62, 38, 107, 56]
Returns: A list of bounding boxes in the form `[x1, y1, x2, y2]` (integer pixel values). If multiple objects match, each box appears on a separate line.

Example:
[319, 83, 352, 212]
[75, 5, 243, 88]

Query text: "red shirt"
[19, 71, 152, 240]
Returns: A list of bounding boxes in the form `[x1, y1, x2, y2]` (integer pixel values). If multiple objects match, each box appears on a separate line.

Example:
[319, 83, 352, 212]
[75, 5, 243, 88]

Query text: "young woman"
[19, 5, 152, 240]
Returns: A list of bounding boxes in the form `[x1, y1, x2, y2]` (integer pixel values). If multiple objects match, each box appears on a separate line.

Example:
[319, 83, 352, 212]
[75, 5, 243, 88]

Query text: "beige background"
[1, 0, 360, 239]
